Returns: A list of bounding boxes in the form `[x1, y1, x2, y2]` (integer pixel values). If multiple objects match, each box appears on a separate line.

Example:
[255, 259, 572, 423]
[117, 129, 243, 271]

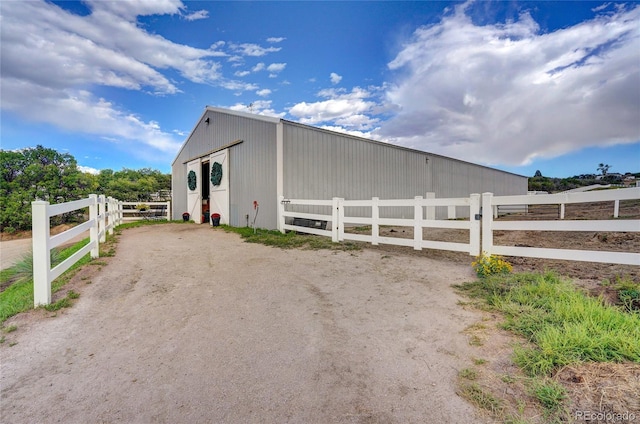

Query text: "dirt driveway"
[1, 224, 487, 423]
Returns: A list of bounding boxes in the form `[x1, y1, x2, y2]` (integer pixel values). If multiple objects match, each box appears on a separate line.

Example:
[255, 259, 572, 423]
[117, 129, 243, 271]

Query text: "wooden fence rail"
[278, 187, 640, 266]
[31, 194, 125, 306]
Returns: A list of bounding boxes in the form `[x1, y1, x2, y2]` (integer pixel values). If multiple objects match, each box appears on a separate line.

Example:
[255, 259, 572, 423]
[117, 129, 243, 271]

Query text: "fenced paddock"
[482, 188, 640, 266]
[31, 194, 124, 306]
[279, 195, 481, 256]
[279, 187, 640, 266]
[120, 201, 171, 221]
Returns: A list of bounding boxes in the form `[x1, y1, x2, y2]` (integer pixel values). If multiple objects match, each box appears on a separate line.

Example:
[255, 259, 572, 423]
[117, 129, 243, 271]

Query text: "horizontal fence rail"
[278, 187, 640, 266]
[32, 194, 125, 306]
[278, 194, 481, 256]
[482, 188, 640, 266]
[120, 201, 171, 221]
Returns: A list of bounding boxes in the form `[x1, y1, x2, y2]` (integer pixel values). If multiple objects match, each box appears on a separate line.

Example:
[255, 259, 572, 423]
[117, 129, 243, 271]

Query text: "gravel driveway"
[1, 224, 487, 423]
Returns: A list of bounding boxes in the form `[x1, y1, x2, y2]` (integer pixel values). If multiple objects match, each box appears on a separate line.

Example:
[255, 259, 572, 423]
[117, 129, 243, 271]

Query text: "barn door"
[209, 149, 229, 225]
[186, 158, 202, 224]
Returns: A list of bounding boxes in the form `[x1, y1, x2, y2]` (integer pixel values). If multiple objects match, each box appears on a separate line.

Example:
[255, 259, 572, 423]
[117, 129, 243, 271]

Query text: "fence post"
[331, 197, 339, 242]
[166, 201, 171, 221]
[278, 196, 286, 234]
[482, 193, 493, 255]
[560, 204, 565, 220]
[425, 192, 435, 220]
[372, 197, 379, 246]
[89, 194, 99, 259]
[118, 201, 123, 225]
[614, 200, 619, 218]
[448, 205, 456, 220]
[32, 200, 51, 307]
[469, 194, 481, 256]
[338, 198, 345, 242]
[98, 195, 106, 243]
[414, 196, 423, 250]
[107, 197, 114, 236]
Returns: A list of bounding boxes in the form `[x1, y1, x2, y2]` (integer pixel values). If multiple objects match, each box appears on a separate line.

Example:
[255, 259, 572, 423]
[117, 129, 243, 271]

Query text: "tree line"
[529, 166, 638, 192]
[1, 146, 171, 233]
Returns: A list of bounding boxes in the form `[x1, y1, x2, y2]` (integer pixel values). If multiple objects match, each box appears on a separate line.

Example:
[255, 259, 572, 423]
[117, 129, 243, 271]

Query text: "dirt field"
[1, 224, 490, 424]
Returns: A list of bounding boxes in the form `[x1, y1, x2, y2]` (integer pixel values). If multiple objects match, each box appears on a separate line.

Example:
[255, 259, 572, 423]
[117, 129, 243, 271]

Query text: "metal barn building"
[171, 107, 527, 229]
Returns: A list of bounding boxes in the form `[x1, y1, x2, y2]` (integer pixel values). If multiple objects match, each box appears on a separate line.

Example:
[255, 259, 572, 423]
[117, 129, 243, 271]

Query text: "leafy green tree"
[95, 168, 170, 201]
[0, 146, 96, 232]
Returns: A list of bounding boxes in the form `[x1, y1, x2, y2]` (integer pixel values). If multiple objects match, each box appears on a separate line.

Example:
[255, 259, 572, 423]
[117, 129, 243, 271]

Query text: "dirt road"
[0, 238, 32, 270]
[1, 224, 487, 423]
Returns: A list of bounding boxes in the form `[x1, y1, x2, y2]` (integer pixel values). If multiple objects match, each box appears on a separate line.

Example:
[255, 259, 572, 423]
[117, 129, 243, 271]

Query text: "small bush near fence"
[472, 253, 513, 278]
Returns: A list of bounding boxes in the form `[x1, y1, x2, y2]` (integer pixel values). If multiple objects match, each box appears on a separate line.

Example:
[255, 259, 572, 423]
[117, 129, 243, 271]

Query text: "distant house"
[171, 107, 528, 229]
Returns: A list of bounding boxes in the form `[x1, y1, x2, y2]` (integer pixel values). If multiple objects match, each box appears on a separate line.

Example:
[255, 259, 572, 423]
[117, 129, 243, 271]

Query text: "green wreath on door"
[187, 170, 197, 191]
[210, 162, 223, 186]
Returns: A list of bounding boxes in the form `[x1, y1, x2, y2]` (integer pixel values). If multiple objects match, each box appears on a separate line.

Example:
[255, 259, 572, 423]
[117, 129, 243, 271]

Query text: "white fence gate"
[278, 187, 640, 266]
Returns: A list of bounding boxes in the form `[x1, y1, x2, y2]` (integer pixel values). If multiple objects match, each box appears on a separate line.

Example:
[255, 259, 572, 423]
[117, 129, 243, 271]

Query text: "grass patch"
[220, 225, 361, 251]
[115, 219, 185, 231]
[458, 383, 503, 415]
[0, 238, 92, 324]
[459, 368, 479, 380]
[43, 297, 72, 312]
[529, 378, 567, 418]
[3, 324, 17, 333]
[455, 271, 640, 377]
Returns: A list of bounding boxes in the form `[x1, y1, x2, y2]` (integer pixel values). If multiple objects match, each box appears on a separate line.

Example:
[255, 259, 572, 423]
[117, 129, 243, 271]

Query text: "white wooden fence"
[278, 194, 481, 256]
[120, 201, 171, 221]
[31, 194, 124, 306]
[278, 187, 640, 266]
[482, 188, 640, 266]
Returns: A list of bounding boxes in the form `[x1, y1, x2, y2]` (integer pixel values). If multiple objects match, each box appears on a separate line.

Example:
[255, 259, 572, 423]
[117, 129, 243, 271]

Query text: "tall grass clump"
[0, 239, 90, 323]
[220, 225, 360, 251]
[456, 271, 640, 376]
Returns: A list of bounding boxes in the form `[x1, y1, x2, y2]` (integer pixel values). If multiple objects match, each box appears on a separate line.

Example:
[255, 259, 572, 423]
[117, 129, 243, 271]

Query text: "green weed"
[3, 324, 17, 333]
[615, 276, 640, 312]
[0, 238, 91, 324]
[529, 378, 567, 419]
[44, 297, 72, 312]
[458, 383, 503, 415]
[221, 225, 360, 251]
[459, 368, 479, 380]
[456, 271, 640, 376]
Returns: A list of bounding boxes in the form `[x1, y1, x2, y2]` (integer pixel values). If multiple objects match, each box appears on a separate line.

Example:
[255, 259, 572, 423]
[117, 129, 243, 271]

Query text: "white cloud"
[256, 89, 272, 97]
[228, 101, 286, 118]
[231, 43, 281, 57]
[267, 63, 287, 73]
[1, 79, 181, 154]
[78, 165, 101, 175]
[288, 87, 380, 130]
[0, 0, 258, 160]
[330, 72, 342, 85]
[234, 70, 251, 77]
[183, 9, 209, 21]
[252, 63, 266, 72]
[267, 37, 286, 43]
[84, 0, 184, 21]
[378, 2, 640, 166]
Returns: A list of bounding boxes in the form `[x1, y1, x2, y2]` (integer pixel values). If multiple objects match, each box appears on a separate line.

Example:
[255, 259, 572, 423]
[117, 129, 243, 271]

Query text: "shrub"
[472, 253, 513, 278]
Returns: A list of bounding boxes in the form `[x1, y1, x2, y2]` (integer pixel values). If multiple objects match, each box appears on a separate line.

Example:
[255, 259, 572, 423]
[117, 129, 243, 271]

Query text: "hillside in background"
[528, 171, 639, 193]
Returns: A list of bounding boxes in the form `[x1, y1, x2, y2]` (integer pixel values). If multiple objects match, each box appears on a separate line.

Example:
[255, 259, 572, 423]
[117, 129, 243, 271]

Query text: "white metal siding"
[172, 109, 278, 226]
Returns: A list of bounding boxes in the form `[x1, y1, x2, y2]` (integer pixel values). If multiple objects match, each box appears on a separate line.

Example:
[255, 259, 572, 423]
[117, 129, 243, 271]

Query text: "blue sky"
[1, 0, 638, 178]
